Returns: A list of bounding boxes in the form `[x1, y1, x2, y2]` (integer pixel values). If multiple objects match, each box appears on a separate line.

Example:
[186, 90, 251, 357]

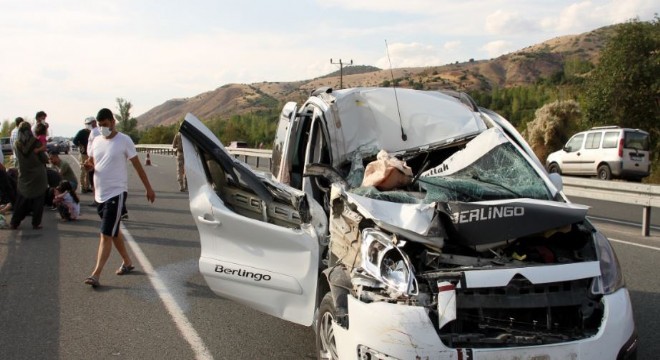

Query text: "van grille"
[431, 277, 603, 348]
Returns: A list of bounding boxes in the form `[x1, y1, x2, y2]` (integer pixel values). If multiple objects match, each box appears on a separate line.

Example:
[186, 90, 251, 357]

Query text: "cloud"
[443, 40, 462, 51]
[485, 10, 540, 34]
[374, 42, 445, 68]
[543, 0, 658, 33]
[481, 40, 514, 58]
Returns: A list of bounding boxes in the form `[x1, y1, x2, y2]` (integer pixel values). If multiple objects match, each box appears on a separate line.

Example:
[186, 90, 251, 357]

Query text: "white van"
[546, 126, 651, 181]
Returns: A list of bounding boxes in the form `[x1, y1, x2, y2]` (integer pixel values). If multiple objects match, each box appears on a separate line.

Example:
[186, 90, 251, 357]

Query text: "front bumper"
[333, 288, 636, 360]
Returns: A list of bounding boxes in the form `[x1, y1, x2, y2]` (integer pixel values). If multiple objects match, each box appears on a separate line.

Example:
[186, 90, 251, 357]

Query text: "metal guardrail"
[562, 177, 659, 236]
[135, 144, 272, 168]
[136, 144, 658, 236]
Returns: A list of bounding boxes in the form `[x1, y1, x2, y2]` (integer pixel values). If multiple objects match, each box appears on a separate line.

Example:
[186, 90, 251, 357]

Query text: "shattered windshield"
[349, 128, 551, 204]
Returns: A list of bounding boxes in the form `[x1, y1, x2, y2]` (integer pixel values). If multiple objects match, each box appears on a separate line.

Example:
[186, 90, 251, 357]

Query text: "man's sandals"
[84, 276, 100, 287]
[116, 264, 135, 275]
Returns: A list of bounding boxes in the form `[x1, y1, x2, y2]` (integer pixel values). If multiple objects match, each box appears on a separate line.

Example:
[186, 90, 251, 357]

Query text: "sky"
[0, 0, 657, 138]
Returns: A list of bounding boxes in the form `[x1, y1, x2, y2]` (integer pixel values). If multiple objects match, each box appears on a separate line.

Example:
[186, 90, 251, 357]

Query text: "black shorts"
[97, 192, 127, 237]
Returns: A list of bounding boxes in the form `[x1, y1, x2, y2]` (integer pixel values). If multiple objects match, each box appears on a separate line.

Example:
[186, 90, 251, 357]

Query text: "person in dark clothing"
[0, 162, 16, 214]
[73, 118, 93, 192]
[11, 122, 48, 229]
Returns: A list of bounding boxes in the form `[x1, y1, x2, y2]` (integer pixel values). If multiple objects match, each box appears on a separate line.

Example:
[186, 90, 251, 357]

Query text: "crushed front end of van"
[182, 87, 637, 360]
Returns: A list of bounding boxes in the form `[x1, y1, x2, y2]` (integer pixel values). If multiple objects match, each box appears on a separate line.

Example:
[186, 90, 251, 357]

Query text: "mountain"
[136, 25, 616, 129]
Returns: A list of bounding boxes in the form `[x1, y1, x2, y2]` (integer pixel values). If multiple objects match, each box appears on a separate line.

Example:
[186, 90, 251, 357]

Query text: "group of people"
[2, 108, 157, 288]
[0, 112, 83, 229]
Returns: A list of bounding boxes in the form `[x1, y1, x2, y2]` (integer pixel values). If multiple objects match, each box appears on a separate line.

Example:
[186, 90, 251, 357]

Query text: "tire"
[548, 163, 561, 175]
[597, 164, 612, 180]
[316, 292, 339, 360]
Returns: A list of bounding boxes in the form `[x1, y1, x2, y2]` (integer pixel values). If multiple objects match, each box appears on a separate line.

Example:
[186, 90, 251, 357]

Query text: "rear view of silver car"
[181, 88, 637, 359]
[547, 126, 651, 181]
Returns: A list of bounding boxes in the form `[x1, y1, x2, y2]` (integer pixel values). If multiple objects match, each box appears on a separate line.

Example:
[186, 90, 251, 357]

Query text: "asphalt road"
[0, 152, 657, 359]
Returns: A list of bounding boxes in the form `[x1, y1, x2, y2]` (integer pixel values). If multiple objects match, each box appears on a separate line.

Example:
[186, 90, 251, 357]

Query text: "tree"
[115, 97, 139, 142]
[523, 99, 582, 163]
[583, 17, 659, 148]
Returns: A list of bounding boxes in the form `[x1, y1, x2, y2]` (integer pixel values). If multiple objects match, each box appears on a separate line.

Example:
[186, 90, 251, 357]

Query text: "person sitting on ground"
[53, 180, 80, 221]
[49, 150, 78, 191]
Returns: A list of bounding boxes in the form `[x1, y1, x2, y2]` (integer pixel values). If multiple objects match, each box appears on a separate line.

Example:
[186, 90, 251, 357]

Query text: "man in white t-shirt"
[83, 108, 155, 287]
[9, 117, 24, 166]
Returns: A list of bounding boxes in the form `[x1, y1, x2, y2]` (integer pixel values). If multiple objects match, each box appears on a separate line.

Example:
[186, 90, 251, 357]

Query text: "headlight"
[360, 228, 417, 295]
[592, 231, 625, 295]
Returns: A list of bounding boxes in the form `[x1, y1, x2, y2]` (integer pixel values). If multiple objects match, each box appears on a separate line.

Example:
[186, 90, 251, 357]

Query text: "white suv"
[546, 126, 650, 181]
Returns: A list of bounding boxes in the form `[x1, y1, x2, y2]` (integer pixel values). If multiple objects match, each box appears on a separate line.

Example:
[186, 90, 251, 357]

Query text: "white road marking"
[122, 228, 213, 360]
[609, 238, 660, 252]
[69, 153, 212, 360]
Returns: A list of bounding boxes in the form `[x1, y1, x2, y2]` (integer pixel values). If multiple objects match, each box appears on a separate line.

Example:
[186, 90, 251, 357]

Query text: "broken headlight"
[592, 231, 625, 295]
[360, 228, 418, 295]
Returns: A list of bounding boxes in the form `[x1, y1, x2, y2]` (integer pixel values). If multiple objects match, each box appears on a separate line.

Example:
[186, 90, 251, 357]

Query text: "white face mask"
[100, 126, 112, 137]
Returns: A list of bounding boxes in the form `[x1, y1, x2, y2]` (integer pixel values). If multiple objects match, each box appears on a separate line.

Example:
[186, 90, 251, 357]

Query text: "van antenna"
[385, 40, 407, 141]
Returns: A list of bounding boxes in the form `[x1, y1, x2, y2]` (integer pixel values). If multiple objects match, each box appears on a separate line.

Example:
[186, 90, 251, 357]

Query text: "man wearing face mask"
[83, 108, 155, 287]
[72, 117, 93, 193]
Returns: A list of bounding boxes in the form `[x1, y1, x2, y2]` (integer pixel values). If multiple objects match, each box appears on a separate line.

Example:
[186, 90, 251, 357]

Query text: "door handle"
[576, 152, 581, 156]
[197, 215, 221, 226]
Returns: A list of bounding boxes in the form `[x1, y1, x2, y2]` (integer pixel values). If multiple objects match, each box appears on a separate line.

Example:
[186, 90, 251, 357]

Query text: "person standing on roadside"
[72, 117, 93, 192]
[83, 108, 155, 287]
[86, 117, 101, 205]
[171, 131, 187, 192]
[10, 117, 24, 165]
[31, 111, 49, 136]
[10, 122, 47, 230]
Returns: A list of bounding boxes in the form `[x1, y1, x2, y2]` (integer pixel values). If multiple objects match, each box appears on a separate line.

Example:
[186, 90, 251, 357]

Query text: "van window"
[565, 134, 584, 152]
[585, 132, 602, 149]
[624, 131, 649, 151]
[602, 132, 619, 148]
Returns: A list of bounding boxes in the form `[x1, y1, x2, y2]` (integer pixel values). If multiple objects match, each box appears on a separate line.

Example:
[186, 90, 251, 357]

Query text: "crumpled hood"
[340, 189, 588, 249]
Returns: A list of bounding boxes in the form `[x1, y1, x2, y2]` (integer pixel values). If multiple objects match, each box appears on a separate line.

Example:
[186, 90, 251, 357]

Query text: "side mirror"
[548, 173, 563, 192]
[563, 145, 571, 152]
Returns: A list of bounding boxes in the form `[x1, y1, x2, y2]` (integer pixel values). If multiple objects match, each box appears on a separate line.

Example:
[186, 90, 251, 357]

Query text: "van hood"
[340, 190, 588, 249]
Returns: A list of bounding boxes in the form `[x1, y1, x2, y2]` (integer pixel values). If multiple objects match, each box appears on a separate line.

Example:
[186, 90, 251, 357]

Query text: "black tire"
[316, 292, 338, 360]
[597, 164, 612, 180]
[548, 163, 561, 175]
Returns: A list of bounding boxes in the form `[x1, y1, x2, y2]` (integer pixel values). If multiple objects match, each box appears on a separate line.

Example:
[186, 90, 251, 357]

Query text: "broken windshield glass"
[348, 128, 551, 204]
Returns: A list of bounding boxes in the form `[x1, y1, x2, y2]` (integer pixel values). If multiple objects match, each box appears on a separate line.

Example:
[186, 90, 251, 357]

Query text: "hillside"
[136, 25, 616, 129]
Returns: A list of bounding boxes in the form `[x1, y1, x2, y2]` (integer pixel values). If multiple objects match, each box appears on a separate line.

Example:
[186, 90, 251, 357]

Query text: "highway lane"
[0, 152, 314, 360]
[0, 152, 657, 359]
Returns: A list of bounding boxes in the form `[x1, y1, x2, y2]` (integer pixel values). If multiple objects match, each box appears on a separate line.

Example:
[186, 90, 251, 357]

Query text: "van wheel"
[316, 292, 338, 360]
[548, 163, 561, 175]
[597, 165, 612, 180]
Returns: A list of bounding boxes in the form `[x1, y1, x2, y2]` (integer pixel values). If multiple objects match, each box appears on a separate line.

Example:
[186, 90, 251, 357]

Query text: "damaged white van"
[180, 87, 637, 359]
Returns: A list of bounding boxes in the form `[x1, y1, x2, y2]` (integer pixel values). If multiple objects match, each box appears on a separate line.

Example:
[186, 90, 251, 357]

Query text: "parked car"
[0, 137, 11, 155]
[181, 87, 637, 359]
[546, 126, 650, 181]
[46, 136, 70, 154]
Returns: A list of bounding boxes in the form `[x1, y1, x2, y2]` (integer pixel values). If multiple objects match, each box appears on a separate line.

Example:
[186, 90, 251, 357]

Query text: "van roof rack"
[590, 125, 620, 130]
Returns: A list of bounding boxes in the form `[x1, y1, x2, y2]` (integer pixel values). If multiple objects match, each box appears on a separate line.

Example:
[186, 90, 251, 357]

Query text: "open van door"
[180, 113, 325, 326]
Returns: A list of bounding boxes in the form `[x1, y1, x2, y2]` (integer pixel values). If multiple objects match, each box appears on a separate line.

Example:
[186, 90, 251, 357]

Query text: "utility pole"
[330, 58, 353, 89]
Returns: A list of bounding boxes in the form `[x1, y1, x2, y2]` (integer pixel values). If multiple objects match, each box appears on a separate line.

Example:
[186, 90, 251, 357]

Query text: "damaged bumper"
[333, 288, 636, 360]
